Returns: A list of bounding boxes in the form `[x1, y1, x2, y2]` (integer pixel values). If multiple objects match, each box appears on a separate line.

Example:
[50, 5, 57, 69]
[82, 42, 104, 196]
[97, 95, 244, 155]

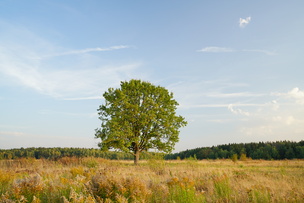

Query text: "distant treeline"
[1, 140, 303, 160]
[165, 140, 304, 160]
[0, 147, 160, 160]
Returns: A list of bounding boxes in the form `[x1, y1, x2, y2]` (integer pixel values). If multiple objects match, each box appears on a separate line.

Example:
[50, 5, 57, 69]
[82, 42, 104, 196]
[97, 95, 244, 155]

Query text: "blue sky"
[0, 1, 303, 152]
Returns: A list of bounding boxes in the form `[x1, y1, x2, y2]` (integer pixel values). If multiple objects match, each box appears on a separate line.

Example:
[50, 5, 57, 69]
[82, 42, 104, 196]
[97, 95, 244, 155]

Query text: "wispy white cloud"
[240, 114, 304, 139]
[167, 79, 265, 110]
[197, 46, 276, 55]
[233, 88, 304, 140]
[228, 104, 251, 116]
[179, 104, 228, 109]
[206, 119, 234, 123]
[286, 87, 304, 104]
[0, 40, 141, 99]
[197, 46, 234, 53]
[0, 48, 141, 98]
[176, 81, 304, 143]
[179, 103, 265, 109]
[38, 109, 97, 118]
[46, 45, 130, 57]
[243, 49, 277, 56]
[207, 92, 265, 98]
[269, 100, 280, 111]
[272, 87, 304, 104]
[63, 96, 101, 101]
[0, 22, 143, 99]
[239, 16, 251, 28]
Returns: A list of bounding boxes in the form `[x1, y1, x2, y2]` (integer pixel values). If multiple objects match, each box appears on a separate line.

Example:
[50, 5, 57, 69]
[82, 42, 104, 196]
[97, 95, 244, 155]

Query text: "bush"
[239, 153, 247, 161]
[231, 154, 238, 163]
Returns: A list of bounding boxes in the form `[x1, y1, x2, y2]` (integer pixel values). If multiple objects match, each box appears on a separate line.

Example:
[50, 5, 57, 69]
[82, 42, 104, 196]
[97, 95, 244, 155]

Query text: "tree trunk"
[134, 149, 140, 165]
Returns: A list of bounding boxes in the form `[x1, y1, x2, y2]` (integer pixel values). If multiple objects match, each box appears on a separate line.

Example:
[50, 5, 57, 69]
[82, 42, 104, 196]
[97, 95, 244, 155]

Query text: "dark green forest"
[0, 147, 137, 160]
[0, 140, 303, 160]
[166, 140, 304, 160]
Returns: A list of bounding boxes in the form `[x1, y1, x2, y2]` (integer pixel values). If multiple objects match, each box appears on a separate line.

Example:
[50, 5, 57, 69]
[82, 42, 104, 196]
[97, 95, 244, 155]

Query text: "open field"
[0, 158, 303, 202]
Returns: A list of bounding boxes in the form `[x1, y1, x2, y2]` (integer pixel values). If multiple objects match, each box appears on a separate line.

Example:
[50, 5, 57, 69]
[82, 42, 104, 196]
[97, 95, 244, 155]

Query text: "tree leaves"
[95, 79, 187, 162]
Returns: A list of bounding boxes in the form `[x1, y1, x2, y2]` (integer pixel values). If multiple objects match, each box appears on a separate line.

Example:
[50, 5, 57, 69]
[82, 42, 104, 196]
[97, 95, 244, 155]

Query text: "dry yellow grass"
[0, 158, 303, 202]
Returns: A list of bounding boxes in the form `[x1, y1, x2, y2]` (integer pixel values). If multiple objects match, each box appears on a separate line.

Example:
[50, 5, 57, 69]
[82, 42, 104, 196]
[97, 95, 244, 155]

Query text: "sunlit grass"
[0, 158, 303, 202]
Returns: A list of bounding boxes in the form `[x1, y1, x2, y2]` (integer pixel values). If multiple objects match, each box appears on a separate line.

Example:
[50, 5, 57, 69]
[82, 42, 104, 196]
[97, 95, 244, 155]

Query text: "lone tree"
[95, 79, 187, 164]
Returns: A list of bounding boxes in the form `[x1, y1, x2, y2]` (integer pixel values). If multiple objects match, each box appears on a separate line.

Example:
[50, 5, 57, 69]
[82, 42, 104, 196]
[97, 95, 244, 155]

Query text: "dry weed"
[0, 158, 303, 202]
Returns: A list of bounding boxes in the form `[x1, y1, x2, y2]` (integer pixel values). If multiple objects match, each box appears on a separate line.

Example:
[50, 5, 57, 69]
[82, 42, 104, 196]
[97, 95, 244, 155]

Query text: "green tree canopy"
[95, 79, 187, 164]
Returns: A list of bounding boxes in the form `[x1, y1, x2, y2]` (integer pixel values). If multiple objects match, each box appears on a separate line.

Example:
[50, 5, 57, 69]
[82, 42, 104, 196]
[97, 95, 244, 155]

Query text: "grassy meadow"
[0, 157, 303, 202]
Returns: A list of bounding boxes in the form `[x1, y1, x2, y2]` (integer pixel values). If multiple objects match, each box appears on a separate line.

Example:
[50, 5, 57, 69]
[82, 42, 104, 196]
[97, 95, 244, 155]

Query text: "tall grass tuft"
[167, 177, 205, 203]
[90, 173, 151, 202]
[247, 185, 271, 203]
[213, 173, 232, 201]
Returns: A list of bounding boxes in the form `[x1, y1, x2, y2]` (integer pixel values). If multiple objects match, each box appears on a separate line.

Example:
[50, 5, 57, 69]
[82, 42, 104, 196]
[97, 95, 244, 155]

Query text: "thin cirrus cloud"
[242, 49, 277, 56]
[0, 41, 141, 99]
[239, 16, 251, 28]
[197, 46, 276, 55]
[179, 103, 265, 109]
[207, 92, 266, 98]
[167, 79, 266, 109]
[197, 46, 234, 53]
[0, 23, 138, 100]
[46, 45, 131, 58]
[186, 88, 304, 140]
[175, 91, 267, 110]
[1, 59, 140, 99]
[63, 96, 102, 101]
